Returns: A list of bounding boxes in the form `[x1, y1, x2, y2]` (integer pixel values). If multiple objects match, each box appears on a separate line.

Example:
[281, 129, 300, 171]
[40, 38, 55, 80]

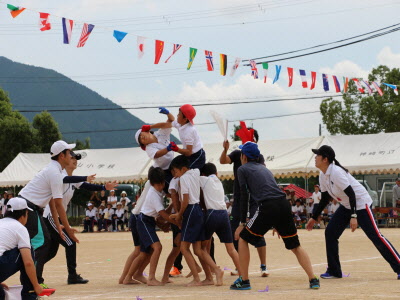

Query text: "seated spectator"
[121, 199, 130, 230]
[90, 191, 101, 207]
[99, 190, 108, 204]
[83, 203, 97, 233]
[103, 203, 114, 232]
[107, 190, 118, 209]
[120, 191, 131, 205]
[292, 199, 306, 228]
[284, 189, 291, 204]
[0, 191, 6, 218]
[113, 202, 125, 232]
[306, 200, 314, 220]
[326, 199, 340, 222]
[97, 204, 107, 232]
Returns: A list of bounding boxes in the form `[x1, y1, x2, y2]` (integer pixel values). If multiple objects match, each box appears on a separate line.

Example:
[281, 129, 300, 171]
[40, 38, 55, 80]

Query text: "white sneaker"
[230, 269, 238, 276]
[261, 267, 269, 277]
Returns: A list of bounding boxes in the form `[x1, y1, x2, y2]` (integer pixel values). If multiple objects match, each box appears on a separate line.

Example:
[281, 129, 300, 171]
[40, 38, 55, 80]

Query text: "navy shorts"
[205, 209, 233, 243]
[163, 169, 173, 194]
[129, 214, 140, 247]
[189, 148, 206, 170]
[181, 204, 205, 243]
[171, 223, 181, 247]
[312, 203, 320, 216]
[136, 213, 159, 253]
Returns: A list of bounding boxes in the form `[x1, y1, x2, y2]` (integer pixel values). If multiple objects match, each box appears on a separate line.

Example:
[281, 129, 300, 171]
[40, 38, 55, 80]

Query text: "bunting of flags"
[4, 3, 400, 97]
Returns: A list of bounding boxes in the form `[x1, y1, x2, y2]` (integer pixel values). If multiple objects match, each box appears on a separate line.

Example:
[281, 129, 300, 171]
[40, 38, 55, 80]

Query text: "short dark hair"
[247, 127, 259, 143]
[5, 208, 28, 220]
[51, 149, 68, 161]
[148, 167, 165, 185]
[170, 155, 190, 170]
[201, 163, 217, 176]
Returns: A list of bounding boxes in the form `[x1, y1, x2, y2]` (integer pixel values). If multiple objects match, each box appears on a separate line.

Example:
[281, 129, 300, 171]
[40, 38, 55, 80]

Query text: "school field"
[8, 228, 400, 299]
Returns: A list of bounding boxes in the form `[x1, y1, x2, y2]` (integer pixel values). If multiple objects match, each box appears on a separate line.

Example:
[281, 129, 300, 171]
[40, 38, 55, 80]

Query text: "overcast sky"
[2, 0, 400, 145]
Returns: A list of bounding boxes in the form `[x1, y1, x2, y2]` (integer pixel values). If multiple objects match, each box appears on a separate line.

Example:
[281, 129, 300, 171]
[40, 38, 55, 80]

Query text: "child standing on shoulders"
[170, 156, 224, 287]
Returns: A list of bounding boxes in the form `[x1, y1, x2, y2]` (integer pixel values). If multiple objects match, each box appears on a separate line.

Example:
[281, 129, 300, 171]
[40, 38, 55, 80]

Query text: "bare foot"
[185, 266, 202, 278]
[133, 275, 147, 284]
[123, 278, 140, 285]
[201, 278, 214, 285]
[186, 280, 203, 287]
[161, 277, 173, 284]
[215, 269, 224, 286]
[147, 278, 165, 286]
[118, 277, 124, 284]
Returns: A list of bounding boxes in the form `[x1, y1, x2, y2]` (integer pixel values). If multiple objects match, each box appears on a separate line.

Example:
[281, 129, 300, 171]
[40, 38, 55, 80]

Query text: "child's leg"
[291, 246, 315, 280]
[194, 241, 224, 286]
[238, 238, 251, 281]
[119, 246, 141, 284]
[147, 242, 163, 286]
[199, 240, 214, 284]
[123, 252, 149, 284]
[133, 253, 151, 284]
[180, 241, 202, 286]
[161, 234, 181, 283]
[224, 243, 241, 276]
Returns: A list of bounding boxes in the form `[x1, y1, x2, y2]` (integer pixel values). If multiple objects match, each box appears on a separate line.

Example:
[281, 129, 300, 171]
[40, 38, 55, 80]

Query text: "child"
[107, 190, 118, 208]
[83, 203, 97, 233]
[97, 204, 107, 231]
[114, 202, 125, 231]
[135, 107, 176, 192]
[170, 155, 224, 286]
[103, 203, 114, 232]
[135, 167, 173, 286]
[171, 104, 206, 170]
[200, 163, 241, 283]
[0, 198, 43, 299]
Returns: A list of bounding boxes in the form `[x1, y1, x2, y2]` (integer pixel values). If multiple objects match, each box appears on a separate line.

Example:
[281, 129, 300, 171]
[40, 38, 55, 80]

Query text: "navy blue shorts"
[204, 209, 233, 243]
[181, 204, 205, 243]
[129, 214, 140, 247]
[189, 148, 206, 170]
[312, 203, 320, 216]
[163, 169, 173, 194]
[137, 213, 159, 253]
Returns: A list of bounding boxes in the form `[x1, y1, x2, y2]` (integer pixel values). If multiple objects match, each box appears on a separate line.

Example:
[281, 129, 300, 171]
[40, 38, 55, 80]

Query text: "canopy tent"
[284, 184, 312, 199]
[0, 132, 399, 187]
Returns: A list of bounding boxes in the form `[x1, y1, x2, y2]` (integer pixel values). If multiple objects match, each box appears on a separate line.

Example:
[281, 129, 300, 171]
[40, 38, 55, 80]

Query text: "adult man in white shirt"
[393, 178, 400, 208]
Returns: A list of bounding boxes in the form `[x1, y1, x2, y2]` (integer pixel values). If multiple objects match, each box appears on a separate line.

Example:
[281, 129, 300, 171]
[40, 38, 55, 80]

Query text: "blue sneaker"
[397, 273, 400, 280]
[309, 277, 320, 289]
[320, 272, 340, 279]
[230, 277, 251, 290]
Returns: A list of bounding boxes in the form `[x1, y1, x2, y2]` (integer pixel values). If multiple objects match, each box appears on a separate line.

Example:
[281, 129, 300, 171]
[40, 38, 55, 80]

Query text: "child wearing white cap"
[0, 198, 43, 299]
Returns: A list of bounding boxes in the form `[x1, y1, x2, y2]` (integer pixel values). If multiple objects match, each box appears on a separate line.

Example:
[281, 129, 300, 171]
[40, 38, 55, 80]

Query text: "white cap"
[7, 197, 33, 212]
[135, 129, 142, 147]
[121, 191, 127, 195]
[50, 140, 76, 157]
[87, 203, 93, 207]
[117, 202, 122, 206]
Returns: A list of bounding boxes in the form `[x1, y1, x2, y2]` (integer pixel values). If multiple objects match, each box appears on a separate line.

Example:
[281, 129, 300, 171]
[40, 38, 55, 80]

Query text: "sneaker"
[320, 271, 340, 279]
[230, 269, 239, 276]
[397, 273, 400, 280]
[260, 265, 269, 277]
[169, 267, 182, 277]
[81, 230, 88, 233]
[230, 277, 251, 290]
[68, 274, 89, 284]
[39, 283, 50, 289]
[309, 277, 320, 289]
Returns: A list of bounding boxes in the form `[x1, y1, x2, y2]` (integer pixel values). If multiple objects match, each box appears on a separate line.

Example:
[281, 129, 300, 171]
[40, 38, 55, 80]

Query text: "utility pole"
[319, 124, 322, 136]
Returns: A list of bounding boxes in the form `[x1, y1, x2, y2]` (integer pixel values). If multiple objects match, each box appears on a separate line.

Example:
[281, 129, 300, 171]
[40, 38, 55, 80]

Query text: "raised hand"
[141, 125, 151, 132]
[158, 107, 169, 115]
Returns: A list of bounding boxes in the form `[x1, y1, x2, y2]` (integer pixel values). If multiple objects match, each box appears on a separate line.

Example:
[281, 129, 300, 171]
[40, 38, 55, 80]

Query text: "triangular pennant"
[249, 60, 258, 79]
[230, 58, 241, 76]
[205, 51, 214, 71]
[322, 74, 329, 91]
[137, 36, 145, 59]
[310, 71, 316, 90]
[273, 65, 282, 84]
[287, 67, 294, 87]
[154, 40, 164, 64]
[220, 54, 227, 76]
[62, 18, 74, 44]
[39, 12, 51, 31]
[342, 77, 349, 93]
[371, 82, 383, 96]
[113, 30, 128, 43]
[299, 69, 307, 88]
[165, 44, 182, 63]
[352, 78, 365, 93]
[7, 4, 25, 18]
[262, 63, 269, 83]
[383, 83, 398, 95]
[77, 23, 95, 48]
[333, 76, 341, 92]
[187, 48, 197, 70]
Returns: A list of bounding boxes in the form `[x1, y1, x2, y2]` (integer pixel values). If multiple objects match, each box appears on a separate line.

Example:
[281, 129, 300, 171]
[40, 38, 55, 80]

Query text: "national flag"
[362, 80, 373, 95]
[273, 65, 282, 84]
[7, 4, 25, 18]
[262, 63, 268, 83]
[77, 23, 95, 48]
[154, 40, 164, 64]
[39, 12, 51, 31]
[164, 44, 182, 63]
[287, 67, 294, 87]
[352, 78, 365, 93]
[343, 77, 349, 93]
[371, 81, 383, 96]
[383, 83, 398, 95]
[299, 69, 307, 88]
[220, 54, 227, 76]
[332, 76, 341, 92]
[62, 18, 74, 44]
[310, 71, 316, 90]
[137, 36, 145, 59]
[230, 57, 241, 76]
[205, 51, 214, 71]
[249, 60, 258, 79]
[113, 30, 128, 43]
[322, 74, 329, 91]
[187, 48, 197, 70]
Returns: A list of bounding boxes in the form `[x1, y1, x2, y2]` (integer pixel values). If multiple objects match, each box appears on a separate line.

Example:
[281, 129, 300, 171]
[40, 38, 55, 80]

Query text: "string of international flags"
[5, 3, 400, 96]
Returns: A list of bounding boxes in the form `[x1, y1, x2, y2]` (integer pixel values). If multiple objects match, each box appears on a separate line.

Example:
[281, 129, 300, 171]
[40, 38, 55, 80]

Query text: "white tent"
[0, 132, 399, 187]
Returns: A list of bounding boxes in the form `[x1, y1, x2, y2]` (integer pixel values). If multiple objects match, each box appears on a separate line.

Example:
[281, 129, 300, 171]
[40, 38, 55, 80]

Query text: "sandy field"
[6, 227, 400, 299]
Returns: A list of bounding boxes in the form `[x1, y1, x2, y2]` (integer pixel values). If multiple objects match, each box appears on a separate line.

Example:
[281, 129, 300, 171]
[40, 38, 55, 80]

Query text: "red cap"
[180, 104, 196, 124]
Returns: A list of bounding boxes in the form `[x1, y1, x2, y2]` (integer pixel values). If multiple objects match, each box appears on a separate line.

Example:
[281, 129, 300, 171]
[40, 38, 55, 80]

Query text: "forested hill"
[0, 56, 176, 149]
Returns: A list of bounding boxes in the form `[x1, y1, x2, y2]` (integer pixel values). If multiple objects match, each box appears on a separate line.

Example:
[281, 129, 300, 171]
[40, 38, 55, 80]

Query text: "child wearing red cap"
[171, 104, 206, 170]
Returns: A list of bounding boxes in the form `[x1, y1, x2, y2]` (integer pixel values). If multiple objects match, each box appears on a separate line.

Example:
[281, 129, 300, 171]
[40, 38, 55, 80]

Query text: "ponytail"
[333, 158, 348, 173]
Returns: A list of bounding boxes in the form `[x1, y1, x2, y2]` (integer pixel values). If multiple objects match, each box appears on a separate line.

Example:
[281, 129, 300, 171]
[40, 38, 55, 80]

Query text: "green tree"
[320, 65, 400, 134]
[230, 124, 241, 141]
[32, 111, 62, 153]
[74, 137, 90, 150]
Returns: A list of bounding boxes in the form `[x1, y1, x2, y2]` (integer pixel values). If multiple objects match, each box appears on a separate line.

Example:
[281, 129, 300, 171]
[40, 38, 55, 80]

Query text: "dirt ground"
[7, 227, 400, 299]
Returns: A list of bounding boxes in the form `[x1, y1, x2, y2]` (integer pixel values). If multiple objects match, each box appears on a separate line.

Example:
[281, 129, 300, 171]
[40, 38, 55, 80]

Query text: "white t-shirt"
[19, 160, 64, 208]
[140, 186, 165, 218]
[86, 209, 97, 220]
[312, 191, 321, 204]
[179, 169, 201, 205]
[306, 203, 314, 214]
[120, 197, 131, 205]
[0, 218, 31, 256]
[107, 196, 118, 208]
[43, 170, 83, 218]
[103, 208, 114, 220]
[199, 175, 226, 210]
[132, 181, 151, 215]
[328, 202, 341, 215]
[319, 164, 372, 210]
[145, 128, 174, 170]
[115, 208, 125, 218]
[292, 205, 305, 214]
[172, 120, 203, 153]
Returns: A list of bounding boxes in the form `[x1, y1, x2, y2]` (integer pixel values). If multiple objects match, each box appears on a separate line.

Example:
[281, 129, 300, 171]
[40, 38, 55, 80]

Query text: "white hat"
[87, 203, 93, 207]
[117, 202, 122, 206]
[121, 191, 127, 195]
[7, 197, 33, 212]
[50, 140, 76, 157]
[135, 129, 146, 150]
